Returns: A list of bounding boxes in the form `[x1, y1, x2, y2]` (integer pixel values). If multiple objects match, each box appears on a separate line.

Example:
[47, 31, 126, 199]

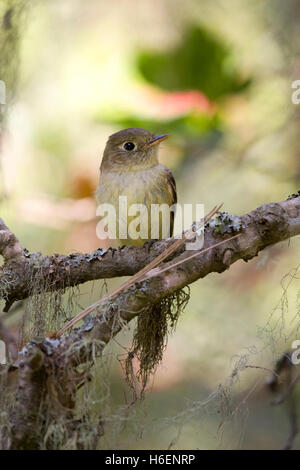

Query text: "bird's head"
[101, 128, 168, 172]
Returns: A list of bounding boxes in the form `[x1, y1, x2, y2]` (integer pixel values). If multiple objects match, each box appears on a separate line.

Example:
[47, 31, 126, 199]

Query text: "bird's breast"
[96, 166, 173, 207]
[95, 165, 175, 245]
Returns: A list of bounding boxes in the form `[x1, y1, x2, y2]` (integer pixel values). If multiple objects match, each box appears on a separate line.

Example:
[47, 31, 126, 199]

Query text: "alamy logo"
[291, 80, 300, 104]
[291, 340, 300, 365]
[96, 198, 205, 250]
[0, 340, 6, 365]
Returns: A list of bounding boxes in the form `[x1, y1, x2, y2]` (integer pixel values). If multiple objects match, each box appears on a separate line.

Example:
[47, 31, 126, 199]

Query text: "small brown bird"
[96, 128, 177, 246]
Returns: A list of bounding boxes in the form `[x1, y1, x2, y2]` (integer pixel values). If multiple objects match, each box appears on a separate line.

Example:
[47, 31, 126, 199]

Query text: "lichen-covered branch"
[0, 218, 24, 261]
[0, 232, 175, 312]
[1, 195, 300, 313]
[1, 194, 300, 449]
[70, 195, 300, 349]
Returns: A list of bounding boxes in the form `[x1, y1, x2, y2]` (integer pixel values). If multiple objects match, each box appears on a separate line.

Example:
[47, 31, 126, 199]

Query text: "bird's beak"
[141, 134, 169, 150]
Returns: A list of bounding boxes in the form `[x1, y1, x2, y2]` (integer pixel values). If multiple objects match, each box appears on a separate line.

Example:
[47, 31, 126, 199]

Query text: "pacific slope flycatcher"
[96, 128, 177, 246]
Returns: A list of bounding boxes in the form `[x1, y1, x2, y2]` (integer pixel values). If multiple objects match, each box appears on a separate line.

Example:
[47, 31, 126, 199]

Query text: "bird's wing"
[164, 167, 177, 237]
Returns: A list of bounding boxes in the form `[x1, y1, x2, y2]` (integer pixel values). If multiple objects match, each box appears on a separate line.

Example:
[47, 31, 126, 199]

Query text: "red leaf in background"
[156, 90, 216, 116]
[141, 87, 216, 119]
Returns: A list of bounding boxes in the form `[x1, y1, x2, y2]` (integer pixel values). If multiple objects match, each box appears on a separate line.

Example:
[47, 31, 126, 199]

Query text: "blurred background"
[1, 0, 300, 449]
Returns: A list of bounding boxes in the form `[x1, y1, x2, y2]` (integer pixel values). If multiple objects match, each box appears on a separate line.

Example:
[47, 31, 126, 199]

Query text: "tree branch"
[1, 194, 300, 449]
[1, 195, 300, 313]
[0, 218, 24, 261]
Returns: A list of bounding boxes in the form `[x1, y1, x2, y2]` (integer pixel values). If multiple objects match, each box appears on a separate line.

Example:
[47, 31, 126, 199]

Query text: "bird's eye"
[123, 141, 135, 151]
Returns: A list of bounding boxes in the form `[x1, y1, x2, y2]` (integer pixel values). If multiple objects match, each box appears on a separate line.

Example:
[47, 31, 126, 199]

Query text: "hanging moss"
[125, 287, 190, 392]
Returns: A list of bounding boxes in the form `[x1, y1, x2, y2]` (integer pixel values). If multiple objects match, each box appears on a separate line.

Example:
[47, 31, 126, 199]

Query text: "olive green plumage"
[96, 128, 177, 246]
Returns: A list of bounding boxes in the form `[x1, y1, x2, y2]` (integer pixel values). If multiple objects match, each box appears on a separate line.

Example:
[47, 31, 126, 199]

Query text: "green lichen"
[208, 212, 244, 235]
[287, 190, 300, 200]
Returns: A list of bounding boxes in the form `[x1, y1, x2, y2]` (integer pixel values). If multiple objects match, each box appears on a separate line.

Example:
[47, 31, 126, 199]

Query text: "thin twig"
[56, 204, 223, 336]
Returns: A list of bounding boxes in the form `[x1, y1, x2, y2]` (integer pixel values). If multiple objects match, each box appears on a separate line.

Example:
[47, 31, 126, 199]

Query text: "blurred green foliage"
[0, 0, 29, 117]
[137, 25, 250, 100]
[97, 112, 221, 139]
[1, 0, 300, 450]
[104, 24, 250, 138]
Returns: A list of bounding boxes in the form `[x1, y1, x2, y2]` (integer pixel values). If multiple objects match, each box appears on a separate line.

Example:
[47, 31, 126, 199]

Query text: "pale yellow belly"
[95, 166, 174, 246]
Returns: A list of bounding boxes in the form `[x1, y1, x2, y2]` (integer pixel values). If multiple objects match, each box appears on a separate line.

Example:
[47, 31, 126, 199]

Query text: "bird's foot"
[144, 239, 158, 253]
